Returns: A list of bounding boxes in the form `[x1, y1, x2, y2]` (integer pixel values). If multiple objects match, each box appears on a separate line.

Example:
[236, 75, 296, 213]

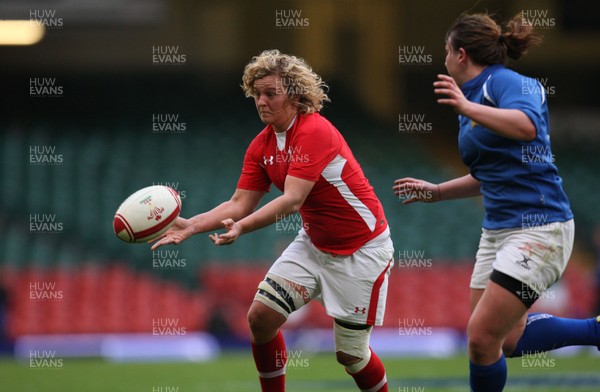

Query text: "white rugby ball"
[113, 185, 181, 243]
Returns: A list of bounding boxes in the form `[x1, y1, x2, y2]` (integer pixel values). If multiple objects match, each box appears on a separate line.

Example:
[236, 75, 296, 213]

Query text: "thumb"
[221, 218, 235, 228]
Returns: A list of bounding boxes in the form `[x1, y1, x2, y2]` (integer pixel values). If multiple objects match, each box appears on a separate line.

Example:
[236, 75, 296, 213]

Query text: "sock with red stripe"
[347, 349, 388, 392]
[251, 330, 287, 392]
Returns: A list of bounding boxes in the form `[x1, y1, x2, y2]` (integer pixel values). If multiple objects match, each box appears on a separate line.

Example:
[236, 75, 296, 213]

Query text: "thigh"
[469, 280, 529, 342]
[470, 229, 497, 290]
[320, 237, 394, 326]
[470, 288, 484, 313]
[470, 287, 527, 355]
[254, 231, 322, 322]
[267, 230, 322, 304]
[494, 220, 574, 294]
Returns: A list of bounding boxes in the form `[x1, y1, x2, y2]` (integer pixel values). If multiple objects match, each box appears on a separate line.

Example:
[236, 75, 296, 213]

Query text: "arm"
[210, 175, 315, 245]
[438, 174, 481, 200]
[393, 174, 480, 205]
[434, 74, 536, 141]
[150, 188, 265, 250]
[188, 188, 265, 233]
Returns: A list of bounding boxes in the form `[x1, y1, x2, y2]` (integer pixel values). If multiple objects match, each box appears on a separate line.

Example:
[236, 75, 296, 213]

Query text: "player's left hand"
[433, 74, 471, 115]
[209, 218, 241, 246]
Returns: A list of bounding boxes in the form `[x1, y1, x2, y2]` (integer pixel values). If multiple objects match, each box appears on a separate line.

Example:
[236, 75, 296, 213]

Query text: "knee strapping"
[334, 319, 372, 373]
[254, 274, 306, 318]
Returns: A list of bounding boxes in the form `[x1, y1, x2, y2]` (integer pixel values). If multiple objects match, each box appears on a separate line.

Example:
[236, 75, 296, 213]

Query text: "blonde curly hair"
[241, 49, 330, 114]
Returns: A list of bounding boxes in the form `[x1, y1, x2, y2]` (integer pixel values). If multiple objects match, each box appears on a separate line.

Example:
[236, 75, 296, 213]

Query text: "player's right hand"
[149, 217, 193, 250]
[393, 177, 441, 205]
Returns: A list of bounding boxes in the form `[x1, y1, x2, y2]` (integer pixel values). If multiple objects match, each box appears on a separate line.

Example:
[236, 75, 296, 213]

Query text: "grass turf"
[1, 352, 600, 391]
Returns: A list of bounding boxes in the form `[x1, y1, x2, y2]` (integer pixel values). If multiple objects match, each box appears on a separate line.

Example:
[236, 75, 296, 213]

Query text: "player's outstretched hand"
[209, 218, 241, 246]
[149, 217, 193, 250]
[393, 177, 441, 205]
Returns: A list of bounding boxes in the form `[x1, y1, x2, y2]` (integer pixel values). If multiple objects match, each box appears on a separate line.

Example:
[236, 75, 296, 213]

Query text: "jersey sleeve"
[487, 71, 545, 134]
[237, 133, 271, 192]
[287, 116, 338, 182]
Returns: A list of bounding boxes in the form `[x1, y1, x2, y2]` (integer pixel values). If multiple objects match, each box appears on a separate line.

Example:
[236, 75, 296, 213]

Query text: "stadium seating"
[2, 117, 599, 339]
[2, 264, 210, 337]
[1, 260, 594, 338]
[1, 119, 484, 273]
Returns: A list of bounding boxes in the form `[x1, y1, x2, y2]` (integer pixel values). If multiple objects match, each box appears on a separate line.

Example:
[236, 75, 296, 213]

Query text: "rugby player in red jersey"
[152, 49, 394, 392]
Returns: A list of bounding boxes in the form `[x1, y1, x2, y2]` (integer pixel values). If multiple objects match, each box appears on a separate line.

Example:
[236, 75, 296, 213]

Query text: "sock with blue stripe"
[509, 313, 600, 357]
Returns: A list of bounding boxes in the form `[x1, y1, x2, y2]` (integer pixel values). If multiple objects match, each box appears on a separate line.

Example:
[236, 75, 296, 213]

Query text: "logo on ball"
[141, 196, 165, 221]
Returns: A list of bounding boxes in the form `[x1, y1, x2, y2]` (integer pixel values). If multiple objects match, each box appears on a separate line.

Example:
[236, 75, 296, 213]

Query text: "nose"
[256, 94, 268, 107]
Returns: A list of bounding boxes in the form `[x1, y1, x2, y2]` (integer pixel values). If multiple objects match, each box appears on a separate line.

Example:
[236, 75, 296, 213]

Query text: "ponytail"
[447, 12, 542, 65]
[502, 13, 543, 60]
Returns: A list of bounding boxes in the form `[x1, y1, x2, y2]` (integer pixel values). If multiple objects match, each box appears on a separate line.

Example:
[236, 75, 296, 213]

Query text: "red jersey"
[237, 113, 388, 255]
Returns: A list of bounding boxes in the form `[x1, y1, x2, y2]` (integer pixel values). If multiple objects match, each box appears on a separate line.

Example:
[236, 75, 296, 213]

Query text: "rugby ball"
[113, 185, 181, 243]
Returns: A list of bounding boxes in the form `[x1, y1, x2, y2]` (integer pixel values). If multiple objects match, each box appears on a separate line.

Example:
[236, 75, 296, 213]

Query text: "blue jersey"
[458, 64, 573, 230]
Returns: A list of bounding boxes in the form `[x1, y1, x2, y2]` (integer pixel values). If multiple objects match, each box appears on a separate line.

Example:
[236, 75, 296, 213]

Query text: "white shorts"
[267, 228, 394, 326]
[470, 219, 574, 294]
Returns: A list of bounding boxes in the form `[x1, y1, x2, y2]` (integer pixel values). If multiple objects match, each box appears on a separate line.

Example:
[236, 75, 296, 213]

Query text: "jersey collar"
[461, 64, 504, 93]
[285, 114, 297, 132]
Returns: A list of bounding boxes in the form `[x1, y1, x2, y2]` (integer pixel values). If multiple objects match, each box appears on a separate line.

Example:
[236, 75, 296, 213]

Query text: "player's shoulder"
[488, 66, 530, 89]
[246, 125, 272, 152]
[253, 125, 273, 142]
[297, 112, 336, 135]
[294, 113, 339, 148]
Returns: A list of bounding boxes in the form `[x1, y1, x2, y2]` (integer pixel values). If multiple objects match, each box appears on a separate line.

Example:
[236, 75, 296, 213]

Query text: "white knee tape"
[254, 274, 306, 318]
[334, 321, 372, 373]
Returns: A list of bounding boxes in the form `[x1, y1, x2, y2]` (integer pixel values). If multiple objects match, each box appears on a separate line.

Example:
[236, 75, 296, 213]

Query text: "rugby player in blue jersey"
[394, 12, 600, 392]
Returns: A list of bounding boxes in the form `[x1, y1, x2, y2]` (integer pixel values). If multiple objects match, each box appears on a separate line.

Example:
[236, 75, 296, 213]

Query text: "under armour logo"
[263, 155, 274, 165]
[354, 307, 366, 314]
[516, 255, 532, 270]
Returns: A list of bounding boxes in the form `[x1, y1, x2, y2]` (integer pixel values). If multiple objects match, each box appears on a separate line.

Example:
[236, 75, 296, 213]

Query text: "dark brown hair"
[446, 13, 542, 65]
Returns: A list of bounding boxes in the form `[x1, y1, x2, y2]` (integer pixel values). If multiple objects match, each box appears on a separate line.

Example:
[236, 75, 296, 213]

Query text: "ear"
[457, 48, 468, 66]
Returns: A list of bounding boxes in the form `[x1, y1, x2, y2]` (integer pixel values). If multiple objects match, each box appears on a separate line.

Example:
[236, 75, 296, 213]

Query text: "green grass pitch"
[1, 352, 600, 391]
